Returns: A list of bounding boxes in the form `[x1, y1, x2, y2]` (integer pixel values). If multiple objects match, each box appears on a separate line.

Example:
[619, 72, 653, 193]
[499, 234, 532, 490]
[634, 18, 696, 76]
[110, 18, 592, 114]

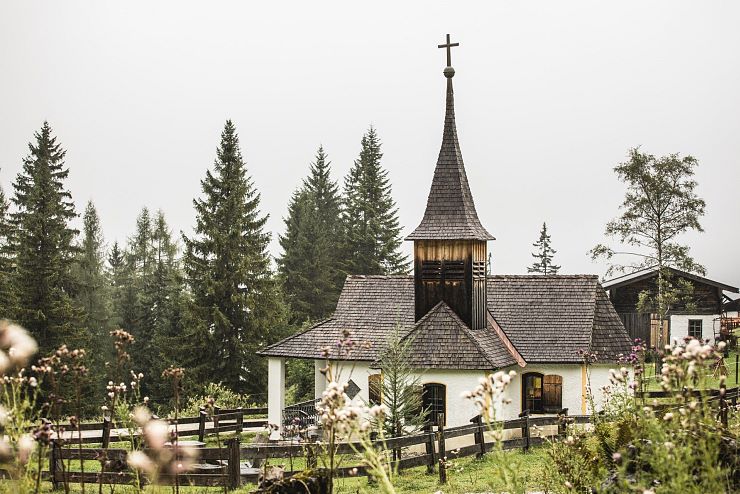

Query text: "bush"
[181, 382, 259, 417]
[548, 340, 737, 493]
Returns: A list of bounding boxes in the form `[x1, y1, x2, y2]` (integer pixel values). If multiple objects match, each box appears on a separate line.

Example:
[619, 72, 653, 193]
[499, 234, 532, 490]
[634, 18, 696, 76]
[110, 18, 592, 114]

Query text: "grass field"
[641, 349, 740, 390]
[10, 441, 557, 493]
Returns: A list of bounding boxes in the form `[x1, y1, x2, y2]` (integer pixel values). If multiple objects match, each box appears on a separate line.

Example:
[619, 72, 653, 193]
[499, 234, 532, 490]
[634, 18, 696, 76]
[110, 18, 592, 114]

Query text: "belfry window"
[421, 260, 465, 282]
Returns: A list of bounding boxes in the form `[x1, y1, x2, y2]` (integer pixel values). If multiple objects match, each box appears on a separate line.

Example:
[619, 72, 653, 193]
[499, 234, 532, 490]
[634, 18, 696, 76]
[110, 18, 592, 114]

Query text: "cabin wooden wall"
[609, 275, 722, 314]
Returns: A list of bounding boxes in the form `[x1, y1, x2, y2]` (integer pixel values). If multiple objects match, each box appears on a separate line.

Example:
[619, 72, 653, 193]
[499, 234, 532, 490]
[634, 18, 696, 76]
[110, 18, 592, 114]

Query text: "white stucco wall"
[301, 360, 622, 429]
[313, 360, 379, 406]
[670, 314, 720, 343]
[415, 369, 489, 426]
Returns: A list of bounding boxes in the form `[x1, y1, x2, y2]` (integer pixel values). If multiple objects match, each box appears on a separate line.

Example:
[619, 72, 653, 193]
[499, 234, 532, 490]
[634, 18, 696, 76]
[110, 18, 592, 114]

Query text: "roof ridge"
[458, 321, 499, 369]
[486, 274, 599, 279]
[586, 282, 598, 355]
[485, 311, 526, 367]
[346, 274, 413, 279]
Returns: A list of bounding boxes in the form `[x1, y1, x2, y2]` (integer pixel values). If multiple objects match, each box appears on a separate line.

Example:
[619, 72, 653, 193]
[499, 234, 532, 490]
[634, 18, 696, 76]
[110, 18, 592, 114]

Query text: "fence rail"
[45, 410, 591, 490]
[50, 407, 268, 447]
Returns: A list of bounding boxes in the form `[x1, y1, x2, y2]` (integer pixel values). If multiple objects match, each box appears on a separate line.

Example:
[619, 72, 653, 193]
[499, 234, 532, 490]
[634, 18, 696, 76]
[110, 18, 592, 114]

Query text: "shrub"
[181, 382, 258, 416]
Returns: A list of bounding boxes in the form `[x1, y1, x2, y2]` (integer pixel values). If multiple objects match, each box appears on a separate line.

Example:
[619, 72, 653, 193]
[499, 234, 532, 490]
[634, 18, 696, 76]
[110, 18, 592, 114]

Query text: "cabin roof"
[602, 266, 738, 293]
[259, 274, 631, 366]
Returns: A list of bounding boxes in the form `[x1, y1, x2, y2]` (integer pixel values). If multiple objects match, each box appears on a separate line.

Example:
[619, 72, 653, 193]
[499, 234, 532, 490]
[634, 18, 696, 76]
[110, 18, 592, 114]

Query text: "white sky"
[1, 1, 738, 289]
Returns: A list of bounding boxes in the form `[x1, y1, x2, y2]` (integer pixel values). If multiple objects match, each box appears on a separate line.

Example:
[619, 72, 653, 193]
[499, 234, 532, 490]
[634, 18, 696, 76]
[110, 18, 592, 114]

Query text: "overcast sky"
[1, 1, 738, 290]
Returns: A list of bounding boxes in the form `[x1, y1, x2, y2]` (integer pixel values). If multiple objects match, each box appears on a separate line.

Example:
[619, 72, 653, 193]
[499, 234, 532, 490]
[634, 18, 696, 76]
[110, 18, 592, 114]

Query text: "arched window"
[522, 373, 563, 413]
[422, 383, 446, 425]
[368, 373, 382, 405]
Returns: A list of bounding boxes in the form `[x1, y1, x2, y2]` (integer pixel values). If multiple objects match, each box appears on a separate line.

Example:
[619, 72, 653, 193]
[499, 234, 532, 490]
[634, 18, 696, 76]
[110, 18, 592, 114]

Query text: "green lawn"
[9, 442, 558, 493]
[641, 349, 740, 391]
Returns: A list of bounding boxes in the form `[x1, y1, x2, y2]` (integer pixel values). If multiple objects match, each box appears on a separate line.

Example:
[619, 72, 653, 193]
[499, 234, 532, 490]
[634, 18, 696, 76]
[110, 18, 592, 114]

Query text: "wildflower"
[133, 406, 152, 426]
[564, 481, 573, 488]
[127, 450, 155, 475]
[17, 434, 35, 465]
[663, 412, 674, 422]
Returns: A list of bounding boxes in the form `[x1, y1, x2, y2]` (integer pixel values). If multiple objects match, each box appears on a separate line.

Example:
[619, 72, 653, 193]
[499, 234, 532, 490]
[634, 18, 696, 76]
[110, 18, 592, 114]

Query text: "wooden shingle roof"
[487, 275, 631, 363]
[405, 73, 494, 241]
[399, 302, 518, 370]
[260, 274, 631, 366]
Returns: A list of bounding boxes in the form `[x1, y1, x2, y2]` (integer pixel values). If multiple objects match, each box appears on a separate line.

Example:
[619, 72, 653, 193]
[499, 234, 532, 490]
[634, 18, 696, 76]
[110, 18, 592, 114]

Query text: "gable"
[398, 302, 517, 370]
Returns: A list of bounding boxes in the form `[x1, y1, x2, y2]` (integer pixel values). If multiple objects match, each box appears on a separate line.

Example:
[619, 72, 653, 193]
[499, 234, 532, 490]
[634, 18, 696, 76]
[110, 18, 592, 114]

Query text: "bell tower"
[406, 35, 494, 329]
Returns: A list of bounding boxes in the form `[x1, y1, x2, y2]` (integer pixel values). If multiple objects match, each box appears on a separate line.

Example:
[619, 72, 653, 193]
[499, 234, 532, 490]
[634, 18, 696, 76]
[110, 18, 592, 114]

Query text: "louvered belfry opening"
[414, 240, 487, 329]
[407, 36, 494, 330]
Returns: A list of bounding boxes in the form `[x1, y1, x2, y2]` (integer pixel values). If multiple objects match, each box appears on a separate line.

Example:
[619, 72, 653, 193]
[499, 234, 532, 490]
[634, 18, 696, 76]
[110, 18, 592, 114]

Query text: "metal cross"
[438, 34, 459, 67]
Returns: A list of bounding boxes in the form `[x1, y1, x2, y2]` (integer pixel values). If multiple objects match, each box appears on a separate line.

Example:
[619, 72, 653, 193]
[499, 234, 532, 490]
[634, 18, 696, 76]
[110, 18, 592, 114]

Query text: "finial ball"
[443, 66, 455, 79]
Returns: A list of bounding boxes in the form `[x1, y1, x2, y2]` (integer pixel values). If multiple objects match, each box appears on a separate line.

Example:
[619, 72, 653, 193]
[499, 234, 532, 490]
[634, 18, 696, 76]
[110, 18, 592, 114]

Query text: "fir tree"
[0, 183, 17, 319]
[73, 200, 112, 340]
[278, 146, 344, 323]
[123, 207, 157, 379]
[107, 240, 128, 330]
[528, 222, 560, 275]
[10, 122, 83, 353]
[342, 127, 408, 275]
[141, 210, 186, 403]
[183, 120, 287, 395]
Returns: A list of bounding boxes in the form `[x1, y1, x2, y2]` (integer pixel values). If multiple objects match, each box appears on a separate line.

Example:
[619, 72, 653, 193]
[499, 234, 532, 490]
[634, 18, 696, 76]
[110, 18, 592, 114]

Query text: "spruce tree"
[342, 127, 408, 275]
[141, 210, 185, 403]
[123, 208, 157, 379]
[11, 122, 83, 353]
[528, 222, 560, 275]
[183, 120, 287, 395]
[0, 184, 17, 319]
[73, 200, 112, 340]
[278, 146, 344, 323]
[107, 240, 128, 330]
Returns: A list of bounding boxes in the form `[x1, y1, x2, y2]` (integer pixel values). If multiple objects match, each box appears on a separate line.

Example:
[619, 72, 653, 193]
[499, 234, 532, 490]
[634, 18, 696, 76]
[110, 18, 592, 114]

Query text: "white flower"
[127, 450, 155, 474]
[17, 434, 35, 465]
[133, 406, 152, 426]
[143, 420, 169, 449]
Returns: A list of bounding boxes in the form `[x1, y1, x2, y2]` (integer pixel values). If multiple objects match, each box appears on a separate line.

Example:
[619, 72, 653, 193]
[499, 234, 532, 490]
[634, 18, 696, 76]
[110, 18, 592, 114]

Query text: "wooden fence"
[54, 406, 268, 446]
[46, 411, 591, 490]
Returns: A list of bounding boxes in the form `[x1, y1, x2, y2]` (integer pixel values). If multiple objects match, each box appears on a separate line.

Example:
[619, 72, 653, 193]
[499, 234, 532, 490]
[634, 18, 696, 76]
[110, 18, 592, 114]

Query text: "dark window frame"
[522, 372, 544, 414]
[688, 319, 703, 340]
[368, 373, 381, 406]
[422, 383, 446, 425]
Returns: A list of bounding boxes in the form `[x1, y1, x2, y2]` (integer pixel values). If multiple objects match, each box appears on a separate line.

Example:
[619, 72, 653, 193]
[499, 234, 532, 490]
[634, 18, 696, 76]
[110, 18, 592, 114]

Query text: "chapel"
[260, 36, 632, 429]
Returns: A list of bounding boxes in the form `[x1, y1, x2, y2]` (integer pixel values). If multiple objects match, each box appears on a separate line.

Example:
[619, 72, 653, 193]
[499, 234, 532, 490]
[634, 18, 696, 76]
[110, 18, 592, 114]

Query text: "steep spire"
[406, 35, 494, 241]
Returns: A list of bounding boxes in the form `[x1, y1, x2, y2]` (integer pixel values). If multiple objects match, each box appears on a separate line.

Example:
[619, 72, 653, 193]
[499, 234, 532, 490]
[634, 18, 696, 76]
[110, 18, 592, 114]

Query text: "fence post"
[519, 410, 530, 453]
[437, 414, 447, 484]
[198, 406, 207, 443]
[214, 406, 221, 432]
[306, 442, 317, 469]
[101, 415, 112, 449]
[557, 408, 569, 438]
[720, 382, 728, 428]
[735, 354, 738, 385]
[50, 439, 61, 490]
[236, 406, 244, 434]
[471, 415, 485, 459]
[226, 437, 241, 490]
[423, 422, 435, 474]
